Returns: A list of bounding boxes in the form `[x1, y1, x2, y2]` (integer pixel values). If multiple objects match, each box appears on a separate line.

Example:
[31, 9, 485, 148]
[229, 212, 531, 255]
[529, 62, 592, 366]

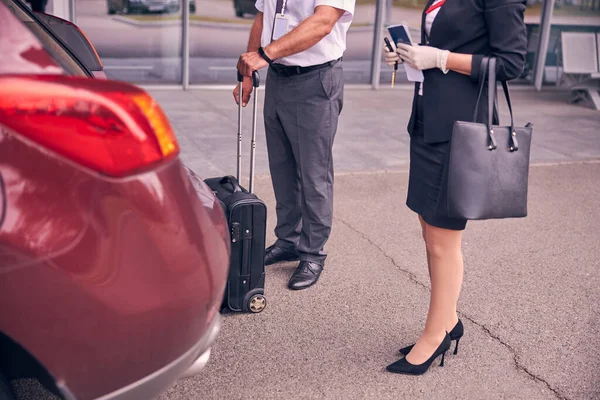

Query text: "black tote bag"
[447, 57, 533, 220]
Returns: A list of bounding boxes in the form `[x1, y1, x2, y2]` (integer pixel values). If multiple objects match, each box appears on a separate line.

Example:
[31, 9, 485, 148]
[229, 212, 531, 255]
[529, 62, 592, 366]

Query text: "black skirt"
[406, 96, 467, 231]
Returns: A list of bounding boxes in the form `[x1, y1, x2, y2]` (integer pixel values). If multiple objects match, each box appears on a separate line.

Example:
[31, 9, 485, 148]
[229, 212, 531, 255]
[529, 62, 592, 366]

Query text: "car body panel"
[1, 2, 230, 398]
[0, 4, 64, 75]
[95, 315, 221, 400]
[0, 91, 229, 400]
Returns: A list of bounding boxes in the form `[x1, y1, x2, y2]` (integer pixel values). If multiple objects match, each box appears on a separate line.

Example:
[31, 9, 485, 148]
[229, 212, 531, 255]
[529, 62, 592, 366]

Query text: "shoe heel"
[453, 338, 460, 355]
[440, 351, 446, 367]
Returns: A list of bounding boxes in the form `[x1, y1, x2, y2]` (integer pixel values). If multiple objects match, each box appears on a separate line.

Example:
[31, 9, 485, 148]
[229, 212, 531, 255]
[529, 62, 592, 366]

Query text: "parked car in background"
[107, 0, 196, 15]
[233, 0, 257, 17]
[24, 0, 46, 11]
[0, 0, 229, 399]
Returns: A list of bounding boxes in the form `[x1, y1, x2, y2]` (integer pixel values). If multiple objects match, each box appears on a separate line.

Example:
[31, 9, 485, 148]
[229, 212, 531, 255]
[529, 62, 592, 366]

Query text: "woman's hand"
[396, 43, 449, 72]
[383, 43, 403, 67]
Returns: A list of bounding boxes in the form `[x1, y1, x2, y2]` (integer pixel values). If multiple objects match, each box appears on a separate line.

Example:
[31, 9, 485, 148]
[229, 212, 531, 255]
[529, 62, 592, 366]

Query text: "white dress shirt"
[425, 0, 443, 36]
[254, 0, 355, 67]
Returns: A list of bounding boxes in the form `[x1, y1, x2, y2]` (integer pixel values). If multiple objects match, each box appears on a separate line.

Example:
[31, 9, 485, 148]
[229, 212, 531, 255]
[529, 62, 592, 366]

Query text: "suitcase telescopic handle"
[236, 70, 260, 194]
[237, 70, 260, 87]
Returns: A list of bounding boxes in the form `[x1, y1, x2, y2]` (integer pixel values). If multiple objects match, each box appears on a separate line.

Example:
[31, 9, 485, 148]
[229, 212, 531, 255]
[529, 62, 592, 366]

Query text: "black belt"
[270, 58, 341, 77]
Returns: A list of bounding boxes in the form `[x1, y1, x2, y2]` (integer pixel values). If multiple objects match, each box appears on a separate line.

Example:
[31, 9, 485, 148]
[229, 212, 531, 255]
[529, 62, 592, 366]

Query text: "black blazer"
[407, 0, 528, 143]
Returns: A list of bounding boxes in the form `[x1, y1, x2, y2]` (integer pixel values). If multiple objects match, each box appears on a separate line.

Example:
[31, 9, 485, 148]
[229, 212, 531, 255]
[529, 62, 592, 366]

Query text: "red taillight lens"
[0, 75, 179, 177]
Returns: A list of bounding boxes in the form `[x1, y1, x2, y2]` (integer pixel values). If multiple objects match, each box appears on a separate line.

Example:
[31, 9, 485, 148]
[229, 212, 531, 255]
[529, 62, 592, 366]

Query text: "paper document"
[387, 24, 424, 83]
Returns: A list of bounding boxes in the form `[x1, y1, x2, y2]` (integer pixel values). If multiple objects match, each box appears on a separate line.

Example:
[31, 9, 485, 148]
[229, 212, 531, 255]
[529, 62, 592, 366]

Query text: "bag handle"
[220, 175, 246, 193]
[486, 58, 498, 150]
[473, 57, 518, 151]
[501, 80, 519, 151]
[472, 57, 489, 122]
[488, 61, 519, 151]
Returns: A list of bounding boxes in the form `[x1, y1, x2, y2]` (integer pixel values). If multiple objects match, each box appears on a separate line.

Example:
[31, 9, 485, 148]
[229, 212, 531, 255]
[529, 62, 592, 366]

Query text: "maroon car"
[0, 1, 230, 399]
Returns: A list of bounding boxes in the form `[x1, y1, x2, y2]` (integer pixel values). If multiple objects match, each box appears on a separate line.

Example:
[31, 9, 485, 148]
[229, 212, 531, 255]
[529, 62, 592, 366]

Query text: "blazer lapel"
[429, 0, 451, 46]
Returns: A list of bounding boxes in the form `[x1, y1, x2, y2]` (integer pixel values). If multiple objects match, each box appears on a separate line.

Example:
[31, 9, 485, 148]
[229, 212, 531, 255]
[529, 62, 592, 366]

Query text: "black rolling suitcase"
[204, 71, 267, 314]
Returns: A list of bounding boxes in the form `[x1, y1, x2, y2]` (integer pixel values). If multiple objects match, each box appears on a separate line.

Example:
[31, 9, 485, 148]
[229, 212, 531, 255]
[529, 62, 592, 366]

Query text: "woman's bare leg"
[406, 221, 463, 364]
[418, 216, 431, 278]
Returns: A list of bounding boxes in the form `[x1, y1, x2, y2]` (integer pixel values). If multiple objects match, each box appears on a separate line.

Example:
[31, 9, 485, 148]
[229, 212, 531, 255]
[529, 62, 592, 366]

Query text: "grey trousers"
[264, 62, 344, 264]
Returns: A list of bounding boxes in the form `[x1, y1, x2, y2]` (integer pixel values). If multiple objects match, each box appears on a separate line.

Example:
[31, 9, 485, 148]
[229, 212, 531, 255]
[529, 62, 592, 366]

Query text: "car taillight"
[0, 75, 179, 177]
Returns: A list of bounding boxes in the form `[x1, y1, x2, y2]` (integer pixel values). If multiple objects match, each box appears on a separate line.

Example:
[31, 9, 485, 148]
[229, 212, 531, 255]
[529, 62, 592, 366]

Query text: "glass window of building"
[74, 0, 184, 83]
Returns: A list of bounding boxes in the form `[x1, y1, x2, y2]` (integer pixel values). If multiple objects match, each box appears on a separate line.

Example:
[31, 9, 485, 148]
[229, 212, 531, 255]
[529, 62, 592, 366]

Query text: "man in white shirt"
[234, 0, 355, 290]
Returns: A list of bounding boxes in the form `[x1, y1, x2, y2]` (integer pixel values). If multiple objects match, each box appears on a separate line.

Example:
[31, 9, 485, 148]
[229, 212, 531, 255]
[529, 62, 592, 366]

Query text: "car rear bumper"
[94, 315, 221, 400]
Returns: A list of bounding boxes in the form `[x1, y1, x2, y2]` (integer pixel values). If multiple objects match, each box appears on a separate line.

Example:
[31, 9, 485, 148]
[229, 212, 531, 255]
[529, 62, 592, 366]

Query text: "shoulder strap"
[487, 57, 497, 129]
[471, 57, 519, 151]
[472, 56, 490, 122]
[486, 59, 518, 151]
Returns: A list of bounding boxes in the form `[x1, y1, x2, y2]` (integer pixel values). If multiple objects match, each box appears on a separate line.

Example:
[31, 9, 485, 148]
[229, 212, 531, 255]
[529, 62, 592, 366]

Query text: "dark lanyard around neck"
[275, 0, 284, 14]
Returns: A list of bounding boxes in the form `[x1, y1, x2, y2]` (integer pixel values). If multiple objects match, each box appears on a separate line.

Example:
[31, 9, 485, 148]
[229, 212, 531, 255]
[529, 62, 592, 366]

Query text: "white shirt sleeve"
[255, 0, 264, 12]
[314, 0, 355, 22]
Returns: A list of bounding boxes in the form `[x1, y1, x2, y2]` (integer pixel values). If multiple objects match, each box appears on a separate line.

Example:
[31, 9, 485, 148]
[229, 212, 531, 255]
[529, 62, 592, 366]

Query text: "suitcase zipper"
[227, 199, 266, 218]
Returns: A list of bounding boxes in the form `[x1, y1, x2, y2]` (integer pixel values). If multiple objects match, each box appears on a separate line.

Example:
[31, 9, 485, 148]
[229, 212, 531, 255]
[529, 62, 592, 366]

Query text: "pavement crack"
[333, 216, 429, 291]
[458, 315, 568, 400]
[334, 215, 569, 400]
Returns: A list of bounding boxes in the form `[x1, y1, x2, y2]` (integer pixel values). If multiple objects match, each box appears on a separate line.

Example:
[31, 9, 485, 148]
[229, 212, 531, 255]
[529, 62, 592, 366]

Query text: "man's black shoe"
[264, 244, 299, 266]
[288, 261, 323, 290]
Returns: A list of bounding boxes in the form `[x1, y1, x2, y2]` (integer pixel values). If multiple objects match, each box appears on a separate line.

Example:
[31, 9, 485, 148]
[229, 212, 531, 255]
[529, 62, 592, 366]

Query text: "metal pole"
[68, 0, 76, 23]
[182, 0, 190, 89]
[370, 0, 386, 89]
[385, 0, 392, 26]
[533, 0, 556, 90]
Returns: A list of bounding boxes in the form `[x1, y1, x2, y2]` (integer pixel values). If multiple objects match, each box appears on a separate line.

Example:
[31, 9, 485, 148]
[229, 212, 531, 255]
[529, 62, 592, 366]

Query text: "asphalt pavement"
[157, 163, 600, 400]
[149, 87, 599, 400]
[155, 87, 599, 400]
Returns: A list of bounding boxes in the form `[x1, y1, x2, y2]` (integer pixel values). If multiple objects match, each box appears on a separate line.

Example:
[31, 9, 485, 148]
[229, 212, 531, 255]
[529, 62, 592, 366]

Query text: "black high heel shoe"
[386, 333, 451, 376]
[400, 319, 463, 355]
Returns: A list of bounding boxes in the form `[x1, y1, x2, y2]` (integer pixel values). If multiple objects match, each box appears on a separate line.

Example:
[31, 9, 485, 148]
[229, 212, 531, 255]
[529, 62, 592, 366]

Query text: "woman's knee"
[424, 224, 462, 258]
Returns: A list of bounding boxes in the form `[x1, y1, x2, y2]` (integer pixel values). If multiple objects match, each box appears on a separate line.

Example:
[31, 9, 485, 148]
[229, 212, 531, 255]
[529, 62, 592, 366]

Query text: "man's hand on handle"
[237, 51, 268, 79]
[234, 48, 268, 107]
[233, 77, 254, 107]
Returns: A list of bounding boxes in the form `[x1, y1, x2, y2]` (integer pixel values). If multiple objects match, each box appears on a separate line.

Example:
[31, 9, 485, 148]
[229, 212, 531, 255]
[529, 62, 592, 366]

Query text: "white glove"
[396, 43, 450, 73]
[383, 43, 403, 67]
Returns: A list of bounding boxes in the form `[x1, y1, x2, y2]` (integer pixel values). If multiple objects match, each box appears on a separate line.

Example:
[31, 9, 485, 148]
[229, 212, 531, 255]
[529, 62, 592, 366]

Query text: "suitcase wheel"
[248, 294, 266, 313]
[244, 291, 266, 313]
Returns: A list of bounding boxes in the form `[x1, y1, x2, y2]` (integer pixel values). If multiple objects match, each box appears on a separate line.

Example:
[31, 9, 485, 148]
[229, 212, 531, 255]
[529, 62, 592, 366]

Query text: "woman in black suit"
[382, 0, 528, 375]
